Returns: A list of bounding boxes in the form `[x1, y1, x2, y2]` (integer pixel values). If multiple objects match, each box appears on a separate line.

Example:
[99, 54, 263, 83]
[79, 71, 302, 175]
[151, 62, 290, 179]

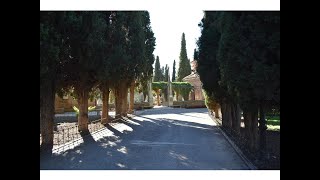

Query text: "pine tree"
[177, 32, 191, 81]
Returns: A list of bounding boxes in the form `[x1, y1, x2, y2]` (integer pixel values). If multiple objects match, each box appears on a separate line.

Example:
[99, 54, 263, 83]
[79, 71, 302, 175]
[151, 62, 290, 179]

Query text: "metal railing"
[40, 110, 136, 151]
[208, 110, 280, 169]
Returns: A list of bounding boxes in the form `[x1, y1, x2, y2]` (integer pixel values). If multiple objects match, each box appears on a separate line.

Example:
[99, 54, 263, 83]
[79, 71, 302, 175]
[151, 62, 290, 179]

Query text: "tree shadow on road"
[40, 111, 249, 170]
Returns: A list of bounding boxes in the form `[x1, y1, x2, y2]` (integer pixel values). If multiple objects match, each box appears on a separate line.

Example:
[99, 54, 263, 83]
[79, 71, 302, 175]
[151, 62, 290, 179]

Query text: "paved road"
[40, 107, 250, 170]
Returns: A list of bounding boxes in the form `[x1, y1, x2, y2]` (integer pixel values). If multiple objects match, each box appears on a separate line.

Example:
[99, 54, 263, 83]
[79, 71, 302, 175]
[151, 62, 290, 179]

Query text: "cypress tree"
[177, 33, 191, 81]
[172, 60, 176, 82]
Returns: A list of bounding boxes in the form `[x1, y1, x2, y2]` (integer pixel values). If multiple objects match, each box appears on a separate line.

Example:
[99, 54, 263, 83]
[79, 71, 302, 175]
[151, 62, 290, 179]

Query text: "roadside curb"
[209, 113, 257, 170]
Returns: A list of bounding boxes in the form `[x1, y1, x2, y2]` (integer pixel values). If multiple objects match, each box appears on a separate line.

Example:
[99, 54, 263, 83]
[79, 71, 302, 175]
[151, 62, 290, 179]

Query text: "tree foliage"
[153, 56, 162, 82]
[172, 82, 193, 101]
[164, 64, 169, 82]
[40, 11, 156, 150]
[193, 48, 199, 61]
[177, 33, 191, 81]
[197, 11, 280, 151]
[172, 60, 176, 82]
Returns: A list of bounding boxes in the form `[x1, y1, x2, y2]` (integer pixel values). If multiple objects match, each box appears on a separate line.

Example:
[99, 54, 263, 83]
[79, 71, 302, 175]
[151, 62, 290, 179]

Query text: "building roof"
[182, 71, 200, 82]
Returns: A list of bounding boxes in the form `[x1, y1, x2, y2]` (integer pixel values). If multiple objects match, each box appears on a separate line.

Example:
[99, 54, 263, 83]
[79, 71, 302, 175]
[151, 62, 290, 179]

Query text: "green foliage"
[193, 48, 199, 61]
[177, 33, 191, 81]
[197, 12, 226, 104]
[266, 116, 280, 131]
[139, 11, 156, 84]
[197, 11, 280, 112]
[41, 11, 156, 118]
[152, 82, 168, 91]
[172, 82, 193, 100]
[151, 81, 192, 100]
[203, 90, 216, 110]
[40, 12, 66, 92]
[73, 106, 96, 115]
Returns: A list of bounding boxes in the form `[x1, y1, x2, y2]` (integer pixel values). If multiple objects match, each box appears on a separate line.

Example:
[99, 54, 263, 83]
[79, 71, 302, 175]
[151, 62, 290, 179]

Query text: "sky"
[149, 9, 204, 76]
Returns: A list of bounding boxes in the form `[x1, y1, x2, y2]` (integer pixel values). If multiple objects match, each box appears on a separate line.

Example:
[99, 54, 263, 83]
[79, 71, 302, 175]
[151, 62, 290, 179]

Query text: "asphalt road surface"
[40, 107, 250, 170]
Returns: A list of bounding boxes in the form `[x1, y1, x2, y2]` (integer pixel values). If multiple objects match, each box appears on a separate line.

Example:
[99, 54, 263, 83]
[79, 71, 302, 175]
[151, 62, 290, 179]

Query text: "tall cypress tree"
[172, 60, 176, 82]
[164, 64, 169, 82]
[40, 12, 65, 152]
[177, 32, 191, 81]
[193, 48, 199, 60]
[161, 66, 165, 81]
[153, 56, 162, 82]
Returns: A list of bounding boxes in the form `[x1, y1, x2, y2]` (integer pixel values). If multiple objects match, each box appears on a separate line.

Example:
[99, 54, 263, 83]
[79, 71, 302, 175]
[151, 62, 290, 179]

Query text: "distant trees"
[172, 60, 176, 82]
[164, 64, 169, 82]
[153, 56, 162, 82]
[197, 12, 280, 152]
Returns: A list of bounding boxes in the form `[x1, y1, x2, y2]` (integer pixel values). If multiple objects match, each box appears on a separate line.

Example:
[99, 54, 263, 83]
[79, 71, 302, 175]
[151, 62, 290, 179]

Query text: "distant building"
[182, 60, 204, 100]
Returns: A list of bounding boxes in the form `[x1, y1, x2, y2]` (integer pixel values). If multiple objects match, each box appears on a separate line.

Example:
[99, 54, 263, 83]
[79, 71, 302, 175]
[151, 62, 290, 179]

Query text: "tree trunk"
[143, 92, 147, 102]
[231, 103, 241, 135]
[121, 85, 128, 117]
[40, 79, 55, 153]
[115, 87, 123, 119]
[101, 84, 110, 124]
[243, 109, 258, 151]
[77, 89, 89, 133]
[115, 82, 128, 118]
[259, 103, 267, 159]
[213, 102, 221, 119]
[221, 102, 232, 129]
[129, 81, 135, 114]
[243, 110, 250, 139]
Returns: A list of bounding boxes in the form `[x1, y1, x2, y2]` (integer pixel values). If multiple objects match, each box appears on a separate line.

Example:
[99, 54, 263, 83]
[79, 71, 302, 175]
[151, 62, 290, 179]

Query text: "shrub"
[73, 106, 96, 115]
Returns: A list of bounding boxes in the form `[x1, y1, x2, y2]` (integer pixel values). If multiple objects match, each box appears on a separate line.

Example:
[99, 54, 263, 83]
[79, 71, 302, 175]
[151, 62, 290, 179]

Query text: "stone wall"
[173, 100, 206, 108]
[55, 95, 96, 113]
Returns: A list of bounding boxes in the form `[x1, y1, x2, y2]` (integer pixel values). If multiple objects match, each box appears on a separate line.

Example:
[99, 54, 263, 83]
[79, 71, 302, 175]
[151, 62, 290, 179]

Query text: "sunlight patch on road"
[116, 163, 126, 168]
[132, 116, 157, 124]
[92, 128, 116, 142]
[142, 113, 216, 127]
[171, 121, 213, 130]
[117, 146, 128, 154]
[109, 123, 133, 133]
[52, 127, 118, 154]
[130, 140, 196, 146]
[52, 138, 84, 154]
[100, 140, 117, 148]
[169, 151, 188, 161]
[121, 118, 141, 126]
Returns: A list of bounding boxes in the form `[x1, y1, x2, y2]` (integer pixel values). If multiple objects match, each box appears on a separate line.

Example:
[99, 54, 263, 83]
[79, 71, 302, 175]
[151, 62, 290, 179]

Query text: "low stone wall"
[55, 95, 96, 113]
[172, 100, 206, 108]
[134, 102, 152, 110]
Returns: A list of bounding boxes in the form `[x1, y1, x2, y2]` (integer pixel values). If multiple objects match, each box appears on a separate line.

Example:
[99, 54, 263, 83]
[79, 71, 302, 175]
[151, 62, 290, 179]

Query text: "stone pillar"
[147, 80, 153, 106]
